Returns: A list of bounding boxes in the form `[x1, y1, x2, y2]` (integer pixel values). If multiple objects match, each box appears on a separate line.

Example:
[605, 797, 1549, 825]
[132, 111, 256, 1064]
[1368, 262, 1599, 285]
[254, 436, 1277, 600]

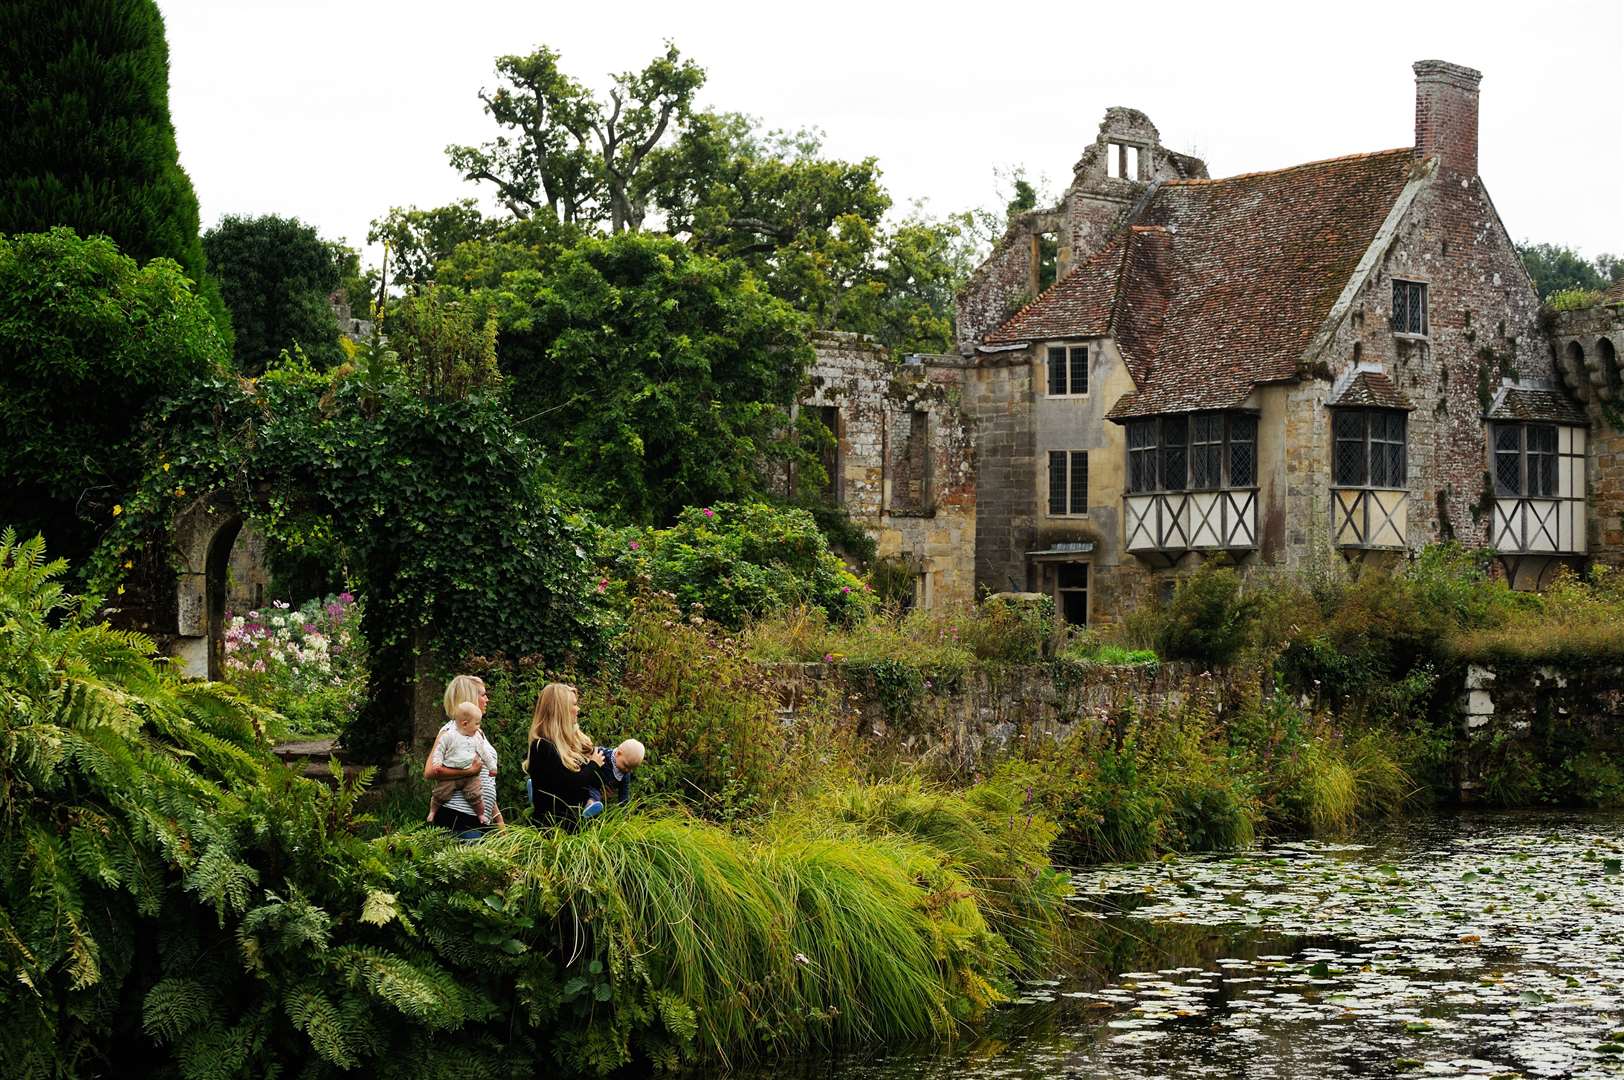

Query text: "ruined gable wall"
[804, 333, 977, 607]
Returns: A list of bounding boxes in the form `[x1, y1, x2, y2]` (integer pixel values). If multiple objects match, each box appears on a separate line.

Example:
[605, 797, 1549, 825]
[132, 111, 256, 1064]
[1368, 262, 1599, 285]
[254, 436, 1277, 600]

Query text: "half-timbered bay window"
[1331, 409, 1409, 548]
[1489, 421, 1586, 556]
[1123, 412, 1258, 554]
[1125, 413, 1257, 493]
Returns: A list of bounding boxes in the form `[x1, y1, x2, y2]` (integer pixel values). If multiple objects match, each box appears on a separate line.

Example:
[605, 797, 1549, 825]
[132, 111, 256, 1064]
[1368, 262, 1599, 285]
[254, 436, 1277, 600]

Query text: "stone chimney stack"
[1414, 59, 1483, 175]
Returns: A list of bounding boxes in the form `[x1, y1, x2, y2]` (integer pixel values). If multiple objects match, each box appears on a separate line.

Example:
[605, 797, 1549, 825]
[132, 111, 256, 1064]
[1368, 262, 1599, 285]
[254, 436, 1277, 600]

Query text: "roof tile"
[988, 149, 1420, 419]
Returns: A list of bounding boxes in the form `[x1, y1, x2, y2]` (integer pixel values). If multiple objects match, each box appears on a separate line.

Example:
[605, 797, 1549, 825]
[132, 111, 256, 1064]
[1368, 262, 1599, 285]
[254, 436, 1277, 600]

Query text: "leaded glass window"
[1334, 411, 1367, 486]
[1494, 426, 1523, 496]
[1228, 415, 1257, 487]
[1128, 420, 1159, 493]
[1048, 450, 1089, 514]
[1493, 424, 1558, 497]
[1162, 415, 1188, 492]
[1045, 344, 1088, 395]
[1333, 410, 1407, 488]
[1391, 280, 1428, 336]
[1190, 414, 1223, 489]
[1047, 347, 1066, 396]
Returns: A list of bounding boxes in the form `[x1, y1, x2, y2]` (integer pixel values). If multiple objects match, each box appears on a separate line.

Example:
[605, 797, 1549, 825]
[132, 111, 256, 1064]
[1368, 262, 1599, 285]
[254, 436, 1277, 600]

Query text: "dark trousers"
[432, 805, 489, 839]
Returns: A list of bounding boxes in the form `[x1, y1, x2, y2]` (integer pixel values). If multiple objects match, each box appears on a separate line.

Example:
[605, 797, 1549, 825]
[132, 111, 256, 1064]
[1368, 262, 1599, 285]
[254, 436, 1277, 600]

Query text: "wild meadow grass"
[480, 782, 1059, 1066]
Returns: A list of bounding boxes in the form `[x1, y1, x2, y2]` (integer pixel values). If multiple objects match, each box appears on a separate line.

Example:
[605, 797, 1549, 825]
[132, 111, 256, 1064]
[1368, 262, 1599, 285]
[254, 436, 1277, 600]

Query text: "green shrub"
[961, 593, 1054, 662]
[619, 502, 872, 629]
[1150, 563, 1258, 667]
[0, 532, 1067, 1077]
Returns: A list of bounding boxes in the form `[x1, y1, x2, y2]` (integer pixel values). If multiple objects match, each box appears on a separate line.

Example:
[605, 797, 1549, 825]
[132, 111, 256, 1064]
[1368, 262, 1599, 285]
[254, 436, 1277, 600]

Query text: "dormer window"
[1045, 345, 1088, 396]
[1391, 280, 1428, 336]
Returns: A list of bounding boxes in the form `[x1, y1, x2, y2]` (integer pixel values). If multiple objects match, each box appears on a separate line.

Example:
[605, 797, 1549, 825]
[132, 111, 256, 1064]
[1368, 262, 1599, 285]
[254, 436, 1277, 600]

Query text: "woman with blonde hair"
[423, 675, 503, 835]
[524, 682, 604, 827]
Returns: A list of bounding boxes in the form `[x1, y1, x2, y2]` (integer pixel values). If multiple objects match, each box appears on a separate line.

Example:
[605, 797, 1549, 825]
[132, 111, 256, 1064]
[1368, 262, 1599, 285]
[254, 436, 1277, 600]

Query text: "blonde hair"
[525, 682, 593, 772]
[452, 701, 482, 729]
[443, 675, 486, 722]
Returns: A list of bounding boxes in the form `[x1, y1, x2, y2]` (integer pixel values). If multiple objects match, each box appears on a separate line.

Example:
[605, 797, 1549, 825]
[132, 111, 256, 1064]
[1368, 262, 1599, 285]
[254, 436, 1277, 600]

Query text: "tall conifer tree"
[0, 0, 229, 332]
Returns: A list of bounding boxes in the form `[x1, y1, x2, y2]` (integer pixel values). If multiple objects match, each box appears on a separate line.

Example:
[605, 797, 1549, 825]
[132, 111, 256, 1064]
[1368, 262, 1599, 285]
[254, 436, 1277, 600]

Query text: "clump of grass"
[484, 789, 1066, 1070]
[798, 779, 1069, 973]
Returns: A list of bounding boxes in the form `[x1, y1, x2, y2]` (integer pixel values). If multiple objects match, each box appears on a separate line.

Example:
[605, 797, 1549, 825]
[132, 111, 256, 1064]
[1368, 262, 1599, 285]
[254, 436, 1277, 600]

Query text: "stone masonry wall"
[1551, 302, 1624, 563]
[770, 660, 1208, 773]
[1457, 662, 1624, 801]
[1282, 159, 1553, 569]
[968, 355, 1035, 594]
[804, 332, 976, 608]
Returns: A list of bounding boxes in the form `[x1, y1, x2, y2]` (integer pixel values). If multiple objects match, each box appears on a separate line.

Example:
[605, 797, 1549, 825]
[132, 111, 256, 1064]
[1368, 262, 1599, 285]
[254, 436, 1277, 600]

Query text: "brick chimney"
[1414, 60, 1482, 175]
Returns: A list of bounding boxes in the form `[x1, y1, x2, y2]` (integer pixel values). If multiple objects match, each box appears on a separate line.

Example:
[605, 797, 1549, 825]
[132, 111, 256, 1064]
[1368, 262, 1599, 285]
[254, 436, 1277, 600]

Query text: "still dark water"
[756, 812, 1624, 1080]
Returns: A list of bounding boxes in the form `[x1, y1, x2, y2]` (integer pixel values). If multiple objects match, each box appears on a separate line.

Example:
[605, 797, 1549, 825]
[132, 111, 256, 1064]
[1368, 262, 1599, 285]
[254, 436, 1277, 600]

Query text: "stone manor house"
[806, 59, 1624, 625]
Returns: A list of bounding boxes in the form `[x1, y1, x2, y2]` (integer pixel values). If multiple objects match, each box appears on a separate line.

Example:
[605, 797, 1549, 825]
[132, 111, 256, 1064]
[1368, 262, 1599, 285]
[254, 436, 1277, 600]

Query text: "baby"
[582, 738, 645, 820]
[428, 702, 499, 824]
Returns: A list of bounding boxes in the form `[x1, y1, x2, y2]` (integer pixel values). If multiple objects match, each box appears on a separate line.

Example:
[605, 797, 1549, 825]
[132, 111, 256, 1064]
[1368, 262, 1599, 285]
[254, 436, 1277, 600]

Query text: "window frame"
[1493, 423, 1558, 499]
[1124, 412, 1260, 494]
[1044, 344, 1090, 398]
[1391, 279, 1429, 338]
[1046, 449, 1090, 517]
[1331, 408, 1409, 490]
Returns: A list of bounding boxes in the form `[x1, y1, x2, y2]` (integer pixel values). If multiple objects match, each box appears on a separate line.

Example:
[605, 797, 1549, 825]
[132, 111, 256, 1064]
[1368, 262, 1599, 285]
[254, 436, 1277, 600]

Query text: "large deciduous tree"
[1518, 242, 1624, 299]
[485, 232, 810, 524]
[366, 199, 503, 287]
[446, 43, 704, 234]
[0, 0, 230, 336]
[203, 214, 347, 373]
[0, 228, 226, 569]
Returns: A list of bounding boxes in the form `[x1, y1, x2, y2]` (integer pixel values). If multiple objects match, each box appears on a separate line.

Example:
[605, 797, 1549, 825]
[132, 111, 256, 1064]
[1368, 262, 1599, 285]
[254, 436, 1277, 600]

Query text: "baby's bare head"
[615, 739, 646, 770]
[453, 701, 483, 735]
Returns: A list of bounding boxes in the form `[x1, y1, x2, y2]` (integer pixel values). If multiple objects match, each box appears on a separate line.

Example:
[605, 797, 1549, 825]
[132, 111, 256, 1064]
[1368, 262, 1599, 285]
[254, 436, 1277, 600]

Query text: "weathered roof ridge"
[1162, 147, 1414, 187]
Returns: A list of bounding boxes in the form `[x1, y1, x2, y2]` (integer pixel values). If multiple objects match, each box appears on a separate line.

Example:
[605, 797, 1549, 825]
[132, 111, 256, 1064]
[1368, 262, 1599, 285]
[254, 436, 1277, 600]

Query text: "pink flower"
[702, 507, 715, 519]
[596, 578, 608, 593]
[823, 653, 835, 663]
[841, 585, 851, 594]
[630, 541, 640, 551]
[338, 592, 355, 605]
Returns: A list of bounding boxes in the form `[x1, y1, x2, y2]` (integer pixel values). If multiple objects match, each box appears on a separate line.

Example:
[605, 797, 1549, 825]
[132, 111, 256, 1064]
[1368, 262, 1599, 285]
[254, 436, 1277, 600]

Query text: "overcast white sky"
[158, 0, 1624, 268]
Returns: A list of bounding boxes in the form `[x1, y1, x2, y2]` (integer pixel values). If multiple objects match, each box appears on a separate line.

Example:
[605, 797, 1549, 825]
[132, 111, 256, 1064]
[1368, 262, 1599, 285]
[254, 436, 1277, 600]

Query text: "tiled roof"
[1486, 386, 1588, 426]
[1328, 371, 1412, 411]
[984, 149, 1420, 419]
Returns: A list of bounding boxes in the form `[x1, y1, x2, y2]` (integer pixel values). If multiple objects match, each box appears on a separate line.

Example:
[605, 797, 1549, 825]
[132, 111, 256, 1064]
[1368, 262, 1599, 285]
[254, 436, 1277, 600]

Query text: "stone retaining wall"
[1457, 662, 1624, 799]
[769, 660, 1210, 773]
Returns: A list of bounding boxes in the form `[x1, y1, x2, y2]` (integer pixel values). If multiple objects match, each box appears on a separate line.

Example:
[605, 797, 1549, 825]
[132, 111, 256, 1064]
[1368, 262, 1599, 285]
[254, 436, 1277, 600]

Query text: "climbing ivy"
[92, 350, 611, 758]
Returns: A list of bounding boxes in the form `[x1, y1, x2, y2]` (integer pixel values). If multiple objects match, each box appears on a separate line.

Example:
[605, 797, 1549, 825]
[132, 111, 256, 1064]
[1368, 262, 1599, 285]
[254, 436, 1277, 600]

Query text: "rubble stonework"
[803, 333, 977, 608]
[1550, 291, 1624, 560]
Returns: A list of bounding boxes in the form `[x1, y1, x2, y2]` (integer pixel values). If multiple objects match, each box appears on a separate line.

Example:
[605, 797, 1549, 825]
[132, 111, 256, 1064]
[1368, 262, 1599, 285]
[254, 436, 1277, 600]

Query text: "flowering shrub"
[223, 592, 366, 736]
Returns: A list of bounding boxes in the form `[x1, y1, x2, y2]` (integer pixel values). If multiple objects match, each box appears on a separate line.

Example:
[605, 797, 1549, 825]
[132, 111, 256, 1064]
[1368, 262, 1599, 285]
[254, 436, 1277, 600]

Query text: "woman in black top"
[524, 682, 604, 827]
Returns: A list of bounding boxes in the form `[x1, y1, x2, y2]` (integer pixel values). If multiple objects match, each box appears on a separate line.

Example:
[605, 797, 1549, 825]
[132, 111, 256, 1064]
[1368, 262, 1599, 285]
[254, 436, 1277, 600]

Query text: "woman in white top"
[423, 675, 502, 835]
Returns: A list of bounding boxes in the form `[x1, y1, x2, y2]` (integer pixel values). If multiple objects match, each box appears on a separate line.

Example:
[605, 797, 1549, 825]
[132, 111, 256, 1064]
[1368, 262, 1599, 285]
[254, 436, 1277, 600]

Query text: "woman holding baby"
[524, 682, 642, 828]
[423, 675, 503, 836]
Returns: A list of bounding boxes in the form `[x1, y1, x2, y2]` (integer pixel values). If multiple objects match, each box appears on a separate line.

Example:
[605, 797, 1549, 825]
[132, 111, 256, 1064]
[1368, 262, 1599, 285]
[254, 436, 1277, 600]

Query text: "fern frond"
[143, 976, 217, 1043]
[283, 983, 357, 1069]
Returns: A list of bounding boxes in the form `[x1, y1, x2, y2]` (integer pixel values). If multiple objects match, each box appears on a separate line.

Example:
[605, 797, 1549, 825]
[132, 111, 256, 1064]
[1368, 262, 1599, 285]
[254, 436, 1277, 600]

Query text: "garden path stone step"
[271, 738, 407, 785]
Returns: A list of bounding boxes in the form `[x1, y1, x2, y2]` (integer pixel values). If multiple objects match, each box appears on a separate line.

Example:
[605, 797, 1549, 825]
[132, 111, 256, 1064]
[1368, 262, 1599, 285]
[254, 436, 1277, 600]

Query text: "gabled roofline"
[1297, 155, 1437, 367]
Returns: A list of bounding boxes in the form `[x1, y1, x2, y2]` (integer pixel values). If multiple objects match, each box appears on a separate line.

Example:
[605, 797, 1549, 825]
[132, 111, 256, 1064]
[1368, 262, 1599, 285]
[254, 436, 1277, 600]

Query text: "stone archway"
[170, 500, 244, 679]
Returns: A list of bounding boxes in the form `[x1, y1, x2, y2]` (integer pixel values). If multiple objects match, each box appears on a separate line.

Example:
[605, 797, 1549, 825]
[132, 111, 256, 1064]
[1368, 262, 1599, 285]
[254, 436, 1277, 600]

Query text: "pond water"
[766, 812, 1624, 1080]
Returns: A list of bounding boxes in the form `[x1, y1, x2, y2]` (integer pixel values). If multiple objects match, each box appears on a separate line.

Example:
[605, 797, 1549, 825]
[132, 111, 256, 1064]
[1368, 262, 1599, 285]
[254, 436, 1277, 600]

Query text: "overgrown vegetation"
[0, 533, 1067, 1078]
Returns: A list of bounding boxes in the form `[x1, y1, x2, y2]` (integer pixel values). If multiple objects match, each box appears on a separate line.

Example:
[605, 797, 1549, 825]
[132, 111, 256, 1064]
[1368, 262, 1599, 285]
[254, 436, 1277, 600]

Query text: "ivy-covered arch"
[96, 359, 612, 760]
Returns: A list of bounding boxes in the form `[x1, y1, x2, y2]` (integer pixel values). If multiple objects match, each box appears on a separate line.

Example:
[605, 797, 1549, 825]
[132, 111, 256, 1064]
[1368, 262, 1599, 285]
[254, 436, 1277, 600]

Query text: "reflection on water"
[750, 812, 1624, 1080]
